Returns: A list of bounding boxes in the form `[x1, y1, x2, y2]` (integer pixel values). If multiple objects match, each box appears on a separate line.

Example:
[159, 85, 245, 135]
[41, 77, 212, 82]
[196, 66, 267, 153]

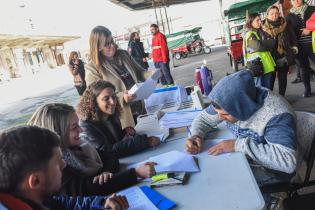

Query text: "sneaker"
[303, 92, 312, 97]
[291, 78, 302, 84]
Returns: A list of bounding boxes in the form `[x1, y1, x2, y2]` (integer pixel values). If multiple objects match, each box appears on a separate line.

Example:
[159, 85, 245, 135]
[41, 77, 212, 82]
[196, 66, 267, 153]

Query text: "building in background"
[0, 34, 79, 79]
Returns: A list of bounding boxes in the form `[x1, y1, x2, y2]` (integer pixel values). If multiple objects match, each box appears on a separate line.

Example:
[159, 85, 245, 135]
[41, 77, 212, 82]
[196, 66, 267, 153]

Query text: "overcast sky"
[0, 0, 239, 50]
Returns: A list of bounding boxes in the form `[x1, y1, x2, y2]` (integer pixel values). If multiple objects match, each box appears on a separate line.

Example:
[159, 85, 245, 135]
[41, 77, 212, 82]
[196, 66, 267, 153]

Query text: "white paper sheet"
[117, 186, 158, 210]
[128, 69, 161, 101]
[148, 150, 200, 173]
[135, 112, 169, 142]
[159, 110, 202, 128]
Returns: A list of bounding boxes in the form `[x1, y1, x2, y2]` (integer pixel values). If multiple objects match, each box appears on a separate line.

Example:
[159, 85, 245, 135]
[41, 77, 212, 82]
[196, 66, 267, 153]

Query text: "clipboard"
[140, 186, 176, 210]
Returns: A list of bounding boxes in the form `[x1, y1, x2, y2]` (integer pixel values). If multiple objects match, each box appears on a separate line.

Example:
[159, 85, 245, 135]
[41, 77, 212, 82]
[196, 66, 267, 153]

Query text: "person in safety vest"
[243, 13, 276, 90]
[150, 24, 174, 85]
[287, 0, 315, 97]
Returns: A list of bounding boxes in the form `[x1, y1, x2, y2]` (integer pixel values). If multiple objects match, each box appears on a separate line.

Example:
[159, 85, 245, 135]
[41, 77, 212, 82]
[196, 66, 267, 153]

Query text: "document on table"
[149, 150, 200, 173]
[117, 186, 158, 210]
[128, 69, 161, 101]
[159, 109, 202, 128]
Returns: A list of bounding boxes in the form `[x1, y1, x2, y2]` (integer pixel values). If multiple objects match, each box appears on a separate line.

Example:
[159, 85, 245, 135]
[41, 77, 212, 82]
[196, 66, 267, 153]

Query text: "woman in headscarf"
[262, 5, 298, 96]
[287, 0, 315, 97]
[185, 70, 297, 186]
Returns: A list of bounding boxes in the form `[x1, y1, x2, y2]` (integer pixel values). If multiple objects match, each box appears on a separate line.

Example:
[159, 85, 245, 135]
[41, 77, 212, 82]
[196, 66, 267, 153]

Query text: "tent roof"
[0, 34, 80, 50]
[109, 0, 209, 10]
[225, 0, 277, 19]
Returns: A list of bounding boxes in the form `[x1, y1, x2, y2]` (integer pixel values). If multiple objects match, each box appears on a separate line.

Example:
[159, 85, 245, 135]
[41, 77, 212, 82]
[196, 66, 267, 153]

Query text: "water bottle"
[200, 63, 213, 95]
[194, 68, 204, 94]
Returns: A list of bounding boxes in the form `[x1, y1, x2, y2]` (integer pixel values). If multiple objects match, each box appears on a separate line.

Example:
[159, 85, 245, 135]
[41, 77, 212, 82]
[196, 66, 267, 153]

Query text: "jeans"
[255, 72, 273, 90]
[154, 61, 174, 85]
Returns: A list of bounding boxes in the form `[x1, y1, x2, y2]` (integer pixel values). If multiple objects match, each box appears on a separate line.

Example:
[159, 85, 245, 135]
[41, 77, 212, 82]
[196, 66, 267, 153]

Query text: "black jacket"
[80, 116, 150, 158]
[262, 18, 297, 66]
[245, 29, 276, 53]
[287, 6, 315, 42]
[61, 167, 138, 196]
[128, 40, 148, 69]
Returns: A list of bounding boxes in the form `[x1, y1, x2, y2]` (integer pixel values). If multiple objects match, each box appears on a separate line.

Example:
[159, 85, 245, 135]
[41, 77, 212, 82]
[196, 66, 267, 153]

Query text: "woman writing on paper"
[85, 25, 147, 129]
[28, 103, 156, 196]
[77, 80, 160, 158]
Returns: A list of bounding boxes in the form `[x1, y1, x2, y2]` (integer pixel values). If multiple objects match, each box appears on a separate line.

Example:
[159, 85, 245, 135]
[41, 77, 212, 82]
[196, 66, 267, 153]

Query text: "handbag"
[246, 57, 264, 77]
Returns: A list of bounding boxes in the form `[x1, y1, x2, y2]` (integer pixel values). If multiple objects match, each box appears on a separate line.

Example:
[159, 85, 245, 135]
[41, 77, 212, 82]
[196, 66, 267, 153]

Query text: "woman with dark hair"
[286, 0, 315, 97]
[243, 13, 276, 89]
[262, 5, 298, 96]
[28, 103, 156, 196]
[77, 80, 160, 158]
[85, 26, 147, 129]
[128, 32, 149, 70]
[68, 51, 86, 95]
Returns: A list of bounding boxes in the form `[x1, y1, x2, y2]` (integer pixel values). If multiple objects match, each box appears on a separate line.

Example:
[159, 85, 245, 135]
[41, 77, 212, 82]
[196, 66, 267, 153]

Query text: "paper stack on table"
[135, 112, 169, 142]
[128, 69, 161, 101]
[149, 150, 200, 173]
[159, 109, 202, 128]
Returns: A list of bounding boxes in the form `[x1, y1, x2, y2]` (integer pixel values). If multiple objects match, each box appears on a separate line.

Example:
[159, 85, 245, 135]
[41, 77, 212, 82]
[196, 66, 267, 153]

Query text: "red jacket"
[151, 31, 169, 63]
[0, 193, 33, 210]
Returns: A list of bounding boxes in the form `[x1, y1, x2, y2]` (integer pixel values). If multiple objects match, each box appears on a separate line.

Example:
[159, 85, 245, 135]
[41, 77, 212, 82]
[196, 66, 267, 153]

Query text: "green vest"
[244, 31, 275, 74]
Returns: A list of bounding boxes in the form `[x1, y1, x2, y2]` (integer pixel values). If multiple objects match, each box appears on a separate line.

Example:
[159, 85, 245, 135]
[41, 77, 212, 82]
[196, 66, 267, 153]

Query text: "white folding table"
[120, 124, 265, 210]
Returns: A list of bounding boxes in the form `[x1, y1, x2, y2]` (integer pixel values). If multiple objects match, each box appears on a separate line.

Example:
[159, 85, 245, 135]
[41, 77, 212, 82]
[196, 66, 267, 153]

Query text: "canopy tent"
[166, 27, 202, 38]
[224, 0, 278, 20]
[109, 0, 209, 10]
[166, 27, 202, 49]
[0, 34, 79, 50]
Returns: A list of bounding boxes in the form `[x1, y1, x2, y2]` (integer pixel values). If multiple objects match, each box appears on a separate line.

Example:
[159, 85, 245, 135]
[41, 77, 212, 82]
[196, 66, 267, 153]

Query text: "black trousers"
[270, 64, 289, 96]
[295, 42, 314, 94]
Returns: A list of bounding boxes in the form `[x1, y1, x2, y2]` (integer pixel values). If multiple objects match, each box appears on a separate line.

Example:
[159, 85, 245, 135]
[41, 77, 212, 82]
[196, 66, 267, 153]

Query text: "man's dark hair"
[150, 24, 159, 29]
[0, 126, 60, 193]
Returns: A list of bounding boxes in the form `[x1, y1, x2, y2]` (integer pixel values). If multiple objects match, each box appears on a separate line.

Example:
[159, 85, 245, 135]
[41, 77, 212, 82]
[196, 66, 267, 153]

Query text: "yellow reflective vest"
[244, 31, 276, 74]
[312, 31, 315, 53]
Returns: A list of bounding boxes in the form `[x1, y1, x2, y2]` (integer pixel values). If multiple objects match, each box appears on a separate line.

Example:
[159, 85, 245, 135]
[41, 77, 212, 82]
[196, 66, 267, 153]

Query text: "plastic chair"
[260, 111, 315, 209]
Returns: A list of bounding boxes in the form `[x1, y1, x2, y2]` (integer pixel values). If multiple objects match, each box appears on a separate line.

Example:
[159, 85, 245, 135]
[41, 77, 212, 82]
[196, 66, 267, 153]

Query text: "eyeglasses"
[99, 39, 115, 51]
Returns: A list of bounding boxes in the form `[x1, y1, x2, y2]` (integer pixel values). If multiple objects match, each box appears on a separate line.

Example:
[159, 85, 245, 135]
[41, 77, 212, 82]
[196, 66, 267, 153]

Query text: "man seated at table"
[0, 126, 128, 210]
[186, 70, 297, 185]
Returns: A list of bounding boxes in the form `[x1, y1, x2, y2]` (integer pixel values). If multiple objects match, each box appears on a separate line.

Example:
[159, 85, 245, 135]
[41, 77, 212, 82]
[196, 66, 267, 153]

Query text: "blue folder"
[140, 186, 176, 210]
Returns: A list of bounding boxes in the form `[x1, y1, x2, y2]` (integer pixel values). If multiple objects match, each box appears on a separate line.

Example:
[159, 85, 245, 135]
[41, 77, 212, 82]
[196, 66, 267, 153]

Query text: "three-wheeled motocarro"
[166, 27, 211, 60]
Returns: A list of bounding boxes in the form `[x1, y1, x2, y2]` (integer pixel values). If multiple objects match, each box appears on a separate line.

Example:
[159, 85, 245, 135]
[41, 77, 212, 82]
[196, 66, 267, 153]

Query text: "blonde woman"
[86, 26, 146, 129]
[28, 103, 156, 196]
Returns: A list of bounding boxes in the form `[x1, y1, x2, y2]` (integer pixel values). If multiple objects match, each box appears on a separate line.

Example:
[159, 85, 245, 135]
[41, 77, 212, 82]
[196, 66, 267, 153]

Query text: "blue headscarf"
[206, 70, 268, 121]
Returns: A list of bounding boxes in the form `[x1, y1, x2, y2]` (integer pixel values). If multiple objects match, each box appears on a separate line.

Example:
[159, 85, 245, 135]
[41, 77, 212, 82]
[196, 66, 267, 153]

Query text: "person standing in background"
[286, 0, 315, 97]
[262, 6, 298, 96]
[68, 51, 86, 96]
[128, 32, 149, 70]
[150, 24, 174, 85]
